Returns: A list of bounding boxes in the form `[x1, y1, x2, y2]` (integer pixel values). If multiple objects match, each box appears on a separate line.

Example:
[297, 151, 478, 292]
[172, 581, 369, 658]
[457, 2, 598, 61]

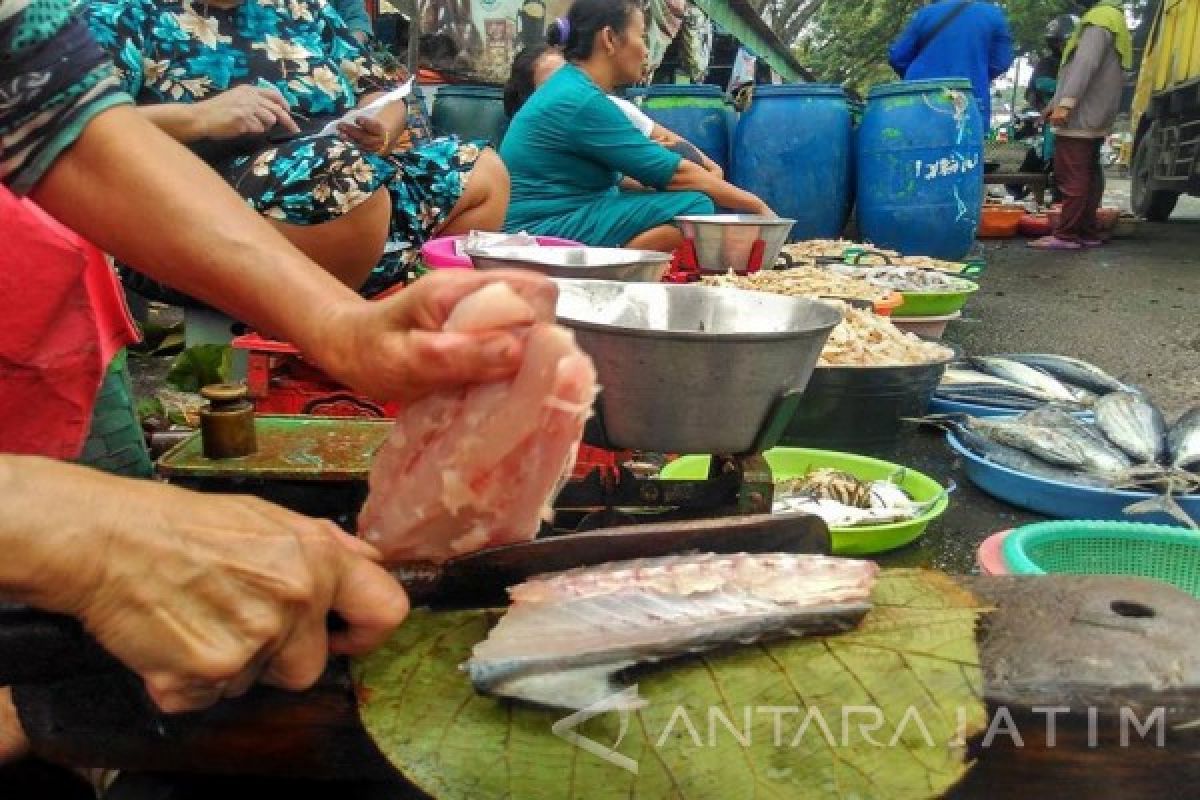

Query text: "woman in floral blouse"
[86, 0, 509, 296]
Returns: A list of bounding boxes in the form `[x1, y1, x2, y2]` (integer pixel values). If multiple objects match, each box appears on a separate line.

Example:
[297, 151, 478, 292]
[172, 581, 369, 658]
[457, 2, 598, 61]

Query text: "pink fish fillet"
[359, 283, 597, 564]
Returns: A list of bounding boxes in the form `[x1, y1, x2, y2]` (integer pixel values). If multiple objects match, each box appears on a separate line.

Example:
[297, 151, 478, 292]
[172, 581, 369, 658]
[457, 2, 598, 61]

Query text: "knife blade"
[0, 513, 829, 684]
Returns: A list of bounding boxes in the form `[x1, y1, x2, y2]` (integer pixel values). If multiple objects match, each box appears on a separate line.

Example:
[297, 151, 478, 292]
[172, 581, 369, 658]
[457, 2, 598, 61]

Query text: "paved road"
[877, 180, 1200, 573]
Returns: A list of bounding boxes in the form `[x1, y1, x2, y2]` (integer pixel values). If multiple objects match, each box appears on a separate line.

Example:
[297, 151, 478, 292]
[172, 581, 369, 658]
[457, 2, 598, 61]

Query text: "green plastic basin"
[659, 447, 949, 555]
[892, 280, 980, 317]
[1003, 520, 1200, 598]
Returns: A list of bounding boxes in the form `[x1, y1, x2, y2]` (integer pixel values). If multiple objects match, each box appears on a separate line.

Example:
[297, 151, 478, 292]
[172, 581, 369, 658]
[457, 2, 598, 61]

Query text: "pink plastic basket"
[421, 235, 582, 269]
[977, 529, 1012, 575]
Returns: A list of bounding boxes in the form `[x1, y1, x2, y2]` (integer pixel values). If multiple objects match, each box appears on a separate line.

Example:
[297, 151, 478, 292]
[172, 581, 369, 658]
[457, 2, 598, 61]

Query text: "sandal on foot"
[1028, 235, 1082, 251]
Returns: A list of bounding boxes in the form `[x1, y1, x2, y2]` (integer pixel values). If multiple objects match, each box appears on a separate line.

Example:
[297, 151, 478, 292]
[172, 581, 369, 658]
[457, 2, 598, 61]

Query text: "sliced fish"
[465, 553, 878, 710]
[1094, 391, 1168, 464]
[1168, 407, 1200, 472]
[969, 357, 1079, 403]
[1002, 353, 1127, 395]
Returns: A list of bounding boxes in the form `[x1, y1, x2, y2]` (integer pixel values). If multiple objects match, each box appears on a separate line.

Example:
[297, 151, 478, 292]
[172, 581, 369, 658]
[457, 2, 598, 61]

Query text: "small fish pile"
[932, 398, 1200, 527]
[774, 468, 942, 527]
[830, 264, 976, 294]
[780, 239, 869, 260]
[701, 266, 889, 303]
[935, 354, 1128, 411]
[465, 553, 879, 710]
[819, 300, 954, 367]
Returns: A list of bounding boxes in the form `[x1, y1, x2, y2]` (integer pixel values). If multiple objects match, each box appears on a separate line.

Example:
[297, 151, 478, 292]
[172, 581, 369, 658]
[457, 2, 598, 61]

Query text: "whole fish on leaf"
[1094, 391, 1168, 464]
[465, 553, 879, 710]
[1002, 353, 1127, 395]
[969, 356, 1079, 403]
[1168, 407, 1200, 472]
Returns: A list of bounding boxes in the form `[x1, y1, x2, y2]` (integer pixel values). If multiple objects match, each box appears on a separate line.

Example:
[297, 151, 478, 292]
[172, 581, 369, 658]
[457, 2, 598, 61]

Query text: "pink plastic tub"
[420, 235, 582, 269]
[977, 530, 1012, 575]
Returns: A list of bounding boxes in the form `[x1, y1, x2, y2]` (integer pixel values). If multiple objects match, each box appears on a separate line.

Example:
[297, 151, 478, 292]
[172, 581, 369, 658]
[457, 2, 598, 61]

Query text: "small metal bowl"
[674, 214, 796, 274]
[466, 245, 671, 282]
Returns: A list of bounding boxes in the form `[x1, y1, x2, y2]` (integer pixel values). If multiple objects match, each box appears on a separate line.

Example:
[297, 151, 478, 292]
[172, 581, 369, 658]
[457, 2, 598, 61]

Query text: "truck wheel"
[1131, 133, 1179, 221]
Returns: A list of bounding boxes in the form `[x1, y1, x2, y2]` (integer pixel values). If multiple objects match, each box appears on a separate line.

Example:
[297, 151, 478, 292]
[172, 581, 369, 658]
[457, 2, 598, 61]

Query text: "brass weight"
[199, 383, 257, 459]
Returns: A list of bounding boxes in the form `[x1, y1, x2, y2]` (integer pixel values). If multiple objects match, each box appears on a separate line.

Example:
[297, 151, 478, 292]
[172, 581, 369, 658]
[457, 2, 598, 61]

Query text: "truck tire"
[1131, 132, 1179, 221]
[76, 349, 154, 478]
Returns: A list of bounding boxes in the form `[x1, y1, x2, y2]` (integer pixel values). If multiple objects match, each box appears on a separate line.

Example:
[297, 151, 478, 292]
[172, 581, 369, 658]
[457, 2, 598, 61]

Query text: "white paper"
[318, 77, 414, 136]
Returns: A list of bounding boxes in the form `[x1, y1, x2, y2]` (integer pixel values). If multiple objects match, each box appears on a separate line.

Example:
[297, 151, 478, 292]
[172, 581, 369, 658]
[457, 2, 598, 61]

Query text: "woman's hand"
[339, 97, 411, 155]
[3, 457, 409, 713]
[307, 270, 558, 402]
[195, 86, 300, 140]
[1047, 105, 1071, 127]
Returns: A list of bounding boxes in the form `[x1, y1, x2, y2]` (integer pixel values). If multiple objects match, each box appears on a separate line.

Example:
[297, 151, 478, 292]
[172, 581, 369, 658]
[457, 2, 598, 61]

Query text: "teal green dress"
[500, 64, 714, 246]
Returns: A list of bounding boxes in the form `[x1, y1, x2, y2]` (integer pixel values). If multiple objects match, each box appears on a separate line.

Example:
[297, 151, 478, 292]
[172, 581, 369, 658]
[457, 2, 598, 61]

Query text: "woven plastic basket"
[1003, 520, 1200, 598]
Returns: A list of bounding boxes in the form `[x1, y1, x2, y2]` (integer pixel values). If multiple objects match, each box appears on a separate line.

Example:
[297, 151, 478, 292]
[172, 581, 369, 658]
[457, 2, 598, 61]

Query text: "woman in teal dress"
[85, 0, 509, 296]
[499, 0, 771, 252]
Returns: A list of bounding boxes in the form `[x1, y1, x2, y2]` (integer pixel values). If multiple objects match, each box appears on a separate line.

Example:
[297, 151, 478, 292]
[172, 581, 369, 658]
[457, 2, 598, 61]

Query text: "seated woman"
[503, 41, 724, 178]
[499, 0, 770, 252]
[85, 0, 508, 296]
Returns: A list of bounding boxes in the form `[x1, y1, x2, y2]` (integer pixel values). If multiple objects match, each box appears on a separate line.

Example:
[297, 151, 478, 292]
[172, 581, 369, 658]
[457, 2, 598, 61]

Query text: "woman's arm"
[139, 86, 300, 143]
[650, 124, 723, 176]
[667, 159, 771, 215]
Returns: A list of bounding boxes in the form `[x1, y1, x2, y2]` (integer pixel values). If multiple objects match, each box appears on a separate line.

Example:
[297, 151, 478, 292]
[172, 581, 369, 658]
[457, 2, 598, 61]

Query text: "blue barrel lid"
[435, 84, 504, 99]
[868, 78, 973, 100]
[643, 83, 724, 98]
[752, 83, 847, 99]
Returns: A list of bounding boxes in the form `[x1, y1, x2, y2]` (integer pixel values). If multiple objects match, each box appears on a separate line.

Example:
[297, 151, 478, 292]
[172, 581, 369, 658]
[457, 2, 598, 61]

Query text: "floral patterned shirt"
[85, 0, 397, 122]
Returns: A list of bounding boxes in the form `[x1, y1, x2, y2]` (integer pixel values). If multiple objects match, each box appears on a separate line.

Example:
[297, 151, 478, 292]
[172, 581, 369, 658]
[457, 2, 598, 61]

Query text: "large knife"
[0, 512, 829, 685]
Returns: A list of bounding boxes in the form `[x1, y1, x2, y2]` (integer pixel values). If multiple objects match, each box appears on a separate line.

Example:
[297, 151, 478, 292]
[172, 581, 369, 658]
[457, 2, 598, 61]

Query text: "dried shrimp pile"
[701, 267, 888, 302]
[819, 300, 954, 367]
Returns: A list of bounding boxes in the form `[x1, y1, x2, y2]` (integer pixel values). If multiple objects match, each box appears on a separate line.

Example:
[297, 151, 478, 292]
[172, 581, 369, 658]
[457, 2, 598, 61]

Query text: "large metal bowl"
[466, 245, 671, 282]
[555, 279, 842, 454]
[674, 214, 796, 274]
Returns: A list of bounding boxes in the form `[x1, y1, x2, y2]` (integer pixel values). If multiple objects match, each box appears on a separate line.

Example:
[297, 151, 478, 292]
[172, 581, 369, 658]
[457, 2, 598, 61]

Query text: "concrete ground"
[878, 179, 1200, 573]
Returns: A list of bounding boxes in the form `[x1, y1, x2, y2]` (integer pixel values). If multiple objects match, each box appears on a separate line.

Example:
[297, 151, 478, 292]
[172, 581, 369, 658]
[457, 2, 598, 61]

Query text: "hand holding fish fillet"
[359, 282, 598, 564]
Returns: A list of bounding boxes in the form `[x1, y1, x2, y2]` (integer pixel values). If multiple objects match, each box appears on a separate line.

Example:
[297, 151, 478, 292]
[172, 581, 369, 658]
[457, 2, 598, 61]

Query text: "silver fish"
[944, 419, 1108, 488]
[1002, 353, 1127, 395]
[969, 416, 1098, 469]
[465, 553, 878, 710]
[1168, 407, 1200, 472]
[969, 357, 1079, 403]
[1094, 391, 1168, 464]
[1014, 409, 1133, 473]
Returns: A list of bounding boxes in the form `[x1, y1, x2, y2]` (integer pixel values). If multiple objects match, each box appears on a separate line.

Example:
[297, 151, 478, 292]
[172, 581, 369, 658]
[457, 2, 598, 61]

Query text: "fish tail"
[1124, 495, 1199, 530]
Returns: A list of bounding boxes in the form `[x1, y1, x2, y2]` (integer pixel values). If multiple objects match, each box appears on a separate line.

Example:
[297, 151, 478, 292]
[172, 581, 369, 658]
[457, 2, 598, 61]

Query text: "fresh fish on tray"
[773, 469, 942, 526]
[1169, 407, 1200, 471]
[1001, 353, 1127, 395]
[465, 553, 878, 710]
[968, 357, 1080, 403]
[1094, 391, 1168, 465]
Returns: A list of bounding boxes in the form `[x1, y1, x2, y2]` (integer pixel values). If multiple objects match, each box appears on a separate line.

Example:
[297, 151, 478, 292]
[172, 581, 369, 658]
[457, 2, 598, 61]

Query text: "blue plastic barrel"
[730, 84, 853, 241]
[640, 84, 731, 173]
[857, 79, 984, 260]
[431, 85, 509, 147]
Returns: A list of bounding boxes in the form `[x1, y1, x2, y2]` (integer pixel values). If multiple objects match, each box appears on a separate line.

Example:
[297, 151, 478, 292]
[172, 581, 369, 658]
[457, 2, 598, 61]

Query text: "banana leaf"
[354, 569, 989, 800]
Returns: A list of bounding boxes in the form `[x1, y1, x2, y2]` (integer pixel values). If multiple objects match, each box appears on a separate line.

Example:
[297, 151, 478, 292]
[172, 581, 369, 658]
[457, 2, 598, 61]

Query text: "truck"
[1130, 0, 1200, 220]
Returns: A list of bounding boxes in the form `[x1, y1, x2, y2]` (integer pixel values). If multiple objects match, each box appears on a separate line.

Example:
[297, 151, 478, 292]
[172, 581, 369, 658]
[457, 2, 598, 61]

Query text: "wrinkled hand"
[0, 688, 29, 765]
[1048, 106, 1071, 127]
[338, 114, 412, 155]
[62, 480, 408, 713]
[196, 86, 300, 140]
[311, 269, 558, 402]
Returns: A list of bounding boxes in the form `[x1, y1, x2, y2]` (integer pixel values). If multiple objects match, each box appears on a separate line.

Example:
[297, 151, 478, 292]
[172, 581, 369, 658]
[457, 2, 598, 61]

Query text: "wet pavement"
[876, 179, 1200, 574]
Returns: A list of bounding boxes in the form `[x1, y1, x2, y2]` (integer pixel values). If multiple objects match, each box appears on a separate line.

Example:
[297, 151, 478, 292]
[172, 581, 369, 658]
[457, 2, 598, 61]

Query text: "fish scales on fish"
[1168, 407, 1200, 472]
[969, 357, 1080, 403]
[465, 553, 879, 710]
[1094, 391, 1168, 464]
[1002, 354, 1127, 395]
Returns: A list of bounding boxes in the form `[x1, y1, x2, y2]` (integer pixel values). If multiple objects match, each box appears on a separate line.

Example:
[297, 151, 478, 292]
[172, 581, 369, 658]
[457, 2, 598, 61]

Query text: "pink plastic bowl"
[977, 529, 1013, 575]
[421, 235, 582, 269]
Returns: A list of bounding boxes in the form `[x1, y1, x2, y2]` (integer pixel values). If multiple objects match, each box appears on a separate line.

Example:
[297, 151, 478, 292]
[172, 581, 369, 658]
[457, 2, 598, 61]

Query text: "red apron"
[0, 187, 138, 459]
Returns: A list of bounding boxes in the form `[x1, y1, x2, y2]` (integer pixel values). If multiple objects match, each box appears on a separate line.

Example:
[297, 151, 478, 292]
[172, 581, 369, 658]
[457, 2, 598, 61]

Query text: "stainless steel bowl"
[466, 245, 671, 282]
[674, 214, 796, 274]
[555, 279, 842, 454]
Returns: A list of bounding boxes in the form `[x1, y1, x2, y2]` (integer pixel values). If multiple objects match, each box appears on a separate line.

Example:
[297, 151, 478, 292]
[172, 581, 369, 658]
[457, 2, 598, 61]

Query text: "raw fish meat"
[359, 284, 597, 564]
[465, 553, 878, 710]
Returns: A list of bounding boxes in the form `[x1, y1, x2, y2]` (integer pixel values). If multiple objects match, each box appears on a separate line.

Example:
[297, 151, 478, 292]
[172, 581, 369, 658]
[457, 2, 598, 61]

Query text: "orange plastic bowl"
[978, 206, 1024, 238]
[872, 291, 905, 317]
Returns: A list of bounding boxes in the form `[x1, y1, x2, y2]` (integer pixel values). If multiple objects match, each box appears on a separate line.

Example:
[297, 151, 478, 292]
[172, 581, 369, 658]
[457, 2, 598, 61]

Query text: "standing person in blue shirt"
[888, 1, 1015, 126]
